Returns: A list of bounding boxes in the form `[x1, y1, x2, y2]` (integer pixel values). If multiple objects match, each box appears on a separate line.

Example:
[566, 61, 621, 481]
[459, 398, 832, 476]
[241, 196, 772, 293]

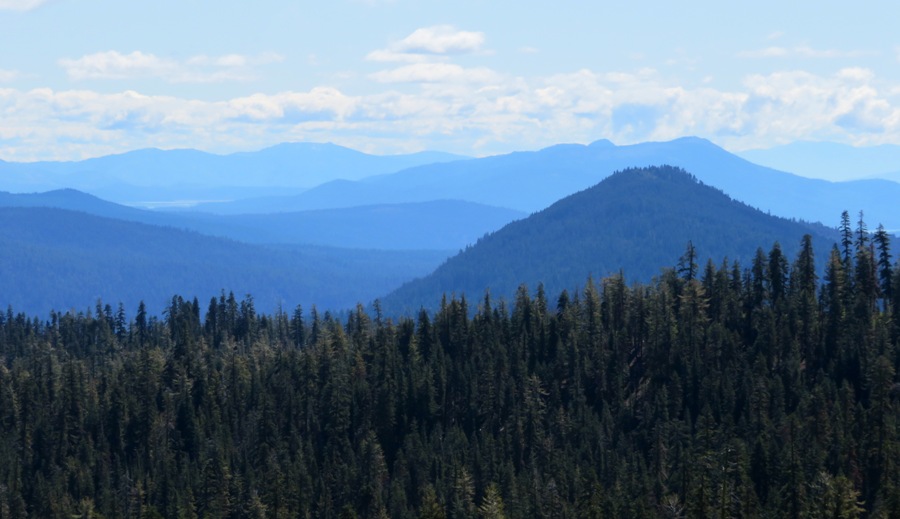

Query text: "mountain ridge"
[380, 165, 842, 315]
[0, 189, 524, 250]
[0, 206, 449, 316]
[189, 137, 900, 233]
[0, 142, 469, 203]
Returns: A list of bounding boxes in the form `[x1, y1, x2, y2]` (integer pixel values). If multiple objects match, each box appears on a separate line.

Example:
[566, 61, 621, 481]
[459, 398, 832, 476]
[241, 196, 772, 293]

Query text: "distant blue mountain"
[738, 141, 900, 181]
[0, 143, 468, 203]
[193, 137, 900, 232]
[7, 137, 900, 233]
[0, 189, 523, 251]
[0, 188, 145, 217]
[210, 201, 525, 250]
[0, 207, 449, 316]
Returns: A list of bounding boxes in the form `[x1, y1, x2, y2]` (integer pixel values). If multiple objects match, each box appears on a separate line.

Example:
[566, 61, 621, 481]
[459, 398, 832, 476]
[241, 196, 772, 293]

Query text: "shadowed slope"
[381, 165, 840, 314]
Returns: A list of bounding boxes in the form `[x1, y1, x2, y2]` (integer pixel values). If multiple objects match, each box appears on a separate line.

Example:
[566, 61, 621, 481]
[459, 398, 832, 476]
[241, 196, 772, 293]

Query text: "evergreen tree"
[0, 224, 895, 517]
[874, 225, 893, 303]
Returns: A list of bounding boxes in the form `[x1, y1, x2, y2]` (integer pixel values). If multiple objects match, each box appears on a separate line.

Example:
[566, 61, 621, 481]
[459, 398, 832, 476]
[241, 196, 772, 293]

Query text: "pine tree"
[768, 242, 788, 305]
[678, 241, 698, 282]
[419, 485, 447, 519]
[874, 225, 893, 303]
[841, 210, 854, 270]
[478, 483, 506, 519]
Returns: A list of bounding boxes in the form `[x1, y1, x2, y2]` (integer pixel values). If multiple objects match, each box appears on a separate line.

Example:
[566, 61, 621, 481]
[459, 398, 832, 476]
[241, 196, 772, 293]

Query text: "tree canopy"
[0, 226, 899, 517]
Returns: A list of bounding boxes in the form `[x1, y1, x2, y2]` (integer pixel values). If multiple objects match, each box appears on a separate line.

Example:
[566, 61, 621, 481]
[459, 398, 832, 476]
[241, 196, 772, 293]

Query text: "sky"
[2, 0, 900, 161]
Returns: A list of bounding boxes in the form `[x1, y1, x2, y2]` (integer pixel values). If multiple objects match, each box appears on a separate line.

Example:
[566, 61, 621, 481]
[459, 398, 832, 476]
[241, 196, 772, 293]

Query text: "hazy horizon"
[2, 1, 900, 163]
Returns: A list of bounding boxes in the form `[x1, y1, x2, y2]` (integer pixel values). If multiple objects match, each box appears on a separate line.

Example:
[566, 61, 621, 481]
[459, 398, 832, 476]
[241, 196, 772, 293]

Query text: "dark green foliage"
[875, 224, 893, 302]
[0, 225, 898, 517]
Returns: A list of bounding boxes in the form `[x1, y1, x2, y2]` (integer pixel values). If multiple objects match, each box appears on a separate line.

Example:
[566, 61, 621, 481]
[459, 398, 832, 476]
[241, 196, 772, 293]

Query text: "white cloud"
[3, 66, 900, 161]
[739, 69, 900, 143]
[838, 67, 875, 82]
[370, 63, 501, 84]
[59, 50, 284, 83]
[367, 25, 485, 63]
[189, 52, 283, 68]
[738, 46, 789, 58]
[793, 46, 869, 59]
[365, 26, 498, 88]
[0, 86, 369, 160]
[227, 87, 358, 121]
[738, 45, 869, 59]
[60, 51, 177, 80]
[216, 55, 248, 67]
[395, 25, 484, 55]
[0, 69, 21, 82]
[365, 49, 430, 64]
[0, 0, 51, 10]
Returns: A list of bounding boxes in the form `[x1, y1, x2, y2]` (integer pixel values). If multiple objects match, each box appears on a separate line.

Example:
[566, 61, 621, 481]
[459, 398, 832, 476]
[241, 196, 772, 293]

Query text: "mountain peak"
[609, 164, 697, 183]
[667, 136, 718, 148]
[640, 164, 706, 185]
[382, 164, 837, 314]
[588, 138, 616, 148]
[539, 142, 588, 153]
[262, 141, 345, 152]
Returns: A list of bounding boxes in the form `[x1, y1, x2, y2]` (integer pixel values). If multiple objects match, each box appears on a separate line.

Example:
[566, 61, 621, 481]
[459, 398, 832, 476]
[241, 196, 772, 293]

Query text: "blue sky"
[2, 0, 899, 161]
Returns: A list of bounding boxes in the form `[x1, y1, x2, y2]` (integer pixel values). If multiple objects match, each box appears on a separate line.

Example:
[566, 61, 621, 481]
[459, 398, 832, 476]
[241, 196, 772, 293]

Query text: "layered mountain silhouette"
[380, 165, 841, 315]
[0, 207, 448, 316]
[5, 139, 893, 319]
[0, 188, 156, 219]
[0, 190, 524, 250]
[6, 137, 899, 233]
[191, 138, 900, 233]
[0, 143, 467, 204]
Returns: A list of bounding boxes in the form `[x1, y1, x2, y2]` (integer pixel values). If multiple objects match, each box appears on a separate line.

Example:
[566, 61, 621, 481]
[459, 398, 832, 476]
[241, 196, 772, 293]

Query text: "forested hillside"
[0, 220, 898, 517]
[382, 166, 840, 314]
[0, 207, 448, 316]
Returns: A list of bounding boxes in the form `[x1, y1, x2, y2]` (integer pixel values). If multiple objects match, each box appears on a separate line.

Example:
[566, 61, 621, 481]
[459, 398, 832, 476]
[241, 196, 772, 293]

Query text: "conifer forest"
[1, 214, 900, 518]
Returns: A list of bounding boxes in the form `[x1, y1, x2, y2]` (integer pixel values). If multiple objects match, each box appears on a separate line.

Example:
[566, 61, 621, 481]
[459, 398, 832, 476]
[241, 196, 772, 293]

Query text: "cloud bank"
[2, 25, 898, 161]
[0, 0, 52, 11]
[367, 25, 486, 63]
[738, 45, 870, 59]
[59, 51, 284, 83]
[0, 69, 22, 82]
[3, 65, 899, 161]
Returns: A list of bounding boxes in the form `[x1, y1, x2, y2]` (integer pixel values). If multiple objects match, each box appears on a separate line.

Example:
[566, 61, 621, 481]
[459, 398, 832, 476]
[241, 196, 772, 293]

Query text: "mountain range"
[0, 143, 467, 205]
[5, 137, 900, 233]
[186, 137, 900, 233]
[0, 190, 524, 250]
[5, 137, 896, 319]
